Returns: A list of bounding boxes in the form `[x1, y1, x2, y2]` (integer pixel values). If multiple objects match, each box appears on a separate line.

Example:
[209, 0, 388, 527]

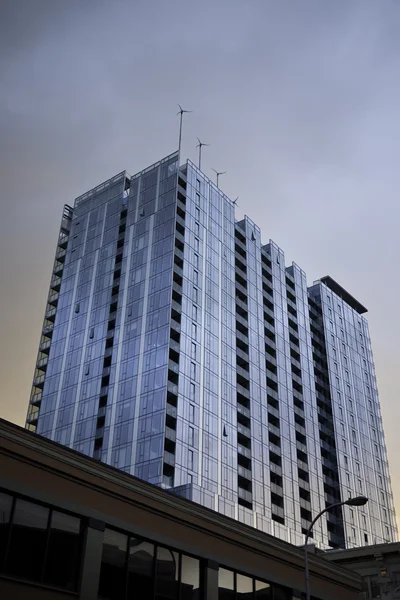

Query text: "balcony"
[50, 277, 61, 292]
[237, 403, 250, 419]
[267, 405, 279, 420]
[39, 340, 51, 353]
[30, 392, 42, 406]
[174, 246, 184, 262]
[53, 262, 63, 276]
[166, 403, 177, 419]
[270, 462, 282, 476]
[238, 488, 252, 503]
[268, 423, 280, 438]
[236, 383, 250, 399]
[95, 427, 104, 440]
[167, 381, 178, 397]
[236, 365, 249, 381]
[269, 441, 281, 456]
[33, 374, 45, 388]
[238, 444, 251, 459]
[97, 406, 106, 419]
[173, 263, 183, 278]
[36, 357, 48, 370]
[169, 339, 180, 354]
[170, 318, 181, 334]
[238, 465, 252, 480]
[168, 359, 179, 375]
[298, 478, 310, 492]
[48, 292, 59, 307]
[270, 482, 283, 496]
[45, 307, 57, 321]
[55, 248, 66, 261]
[237, 423, 251, 438]
[164, 451, 176, 467]
[271, 505, 284, 519]
[26, 412, 39, 425]
[165, 426, 176, 442]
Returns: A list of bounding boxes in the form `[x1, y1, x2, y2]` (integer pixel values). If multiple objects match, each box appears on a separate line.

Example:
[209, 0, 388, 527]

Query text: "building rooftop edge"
[316, 275, 368, 315]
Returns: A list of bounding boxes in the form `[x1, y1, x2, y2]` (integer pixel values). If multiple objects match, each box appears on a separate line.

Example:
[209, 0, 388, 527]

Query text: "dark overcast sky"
[1, 0, 400, 524]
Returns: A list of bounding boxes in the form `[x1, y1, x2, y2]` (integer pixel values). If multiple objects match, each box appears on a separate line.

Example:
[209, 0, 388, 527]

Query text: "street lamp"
[304, 496, 368, 600]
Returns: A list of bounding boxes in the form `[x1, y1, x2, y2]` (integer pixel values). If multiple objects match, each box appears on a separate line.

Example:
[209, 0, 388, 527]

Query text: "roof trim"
[319, 276, 368, 314]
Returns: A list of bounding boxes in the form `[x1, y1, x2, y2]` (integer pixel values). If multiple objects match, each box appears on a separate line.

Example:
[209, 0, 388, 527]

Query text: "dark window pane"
[271, 584, 291, 600]
[155, 546, 179, 600]
[44, 511, 81, 591]
[127, 539, 155, 600]
[99, 528, 128, 600]
[6, 499, 49, 582]
[181, 554, 200, 600]
[0, 493, 13, 571]
[219, 568, 235, 600]
[255, 580, 272, 599]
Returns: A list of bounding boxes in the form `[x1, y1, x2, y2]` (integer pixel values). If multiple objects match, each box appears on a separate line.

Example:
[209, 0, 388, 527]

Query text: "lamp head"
[345, 496, 368, 507]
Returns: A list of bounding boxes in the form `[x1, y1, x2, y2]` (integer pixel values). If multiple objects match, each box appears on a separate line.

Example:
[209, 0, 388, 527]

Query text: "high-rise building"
[26, 151, 397, 550]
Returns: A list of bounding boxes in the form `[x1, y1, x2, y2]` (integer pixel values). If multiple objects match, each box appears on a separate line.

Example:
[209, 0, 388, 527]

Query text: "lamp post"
[304, 495, 368, 600]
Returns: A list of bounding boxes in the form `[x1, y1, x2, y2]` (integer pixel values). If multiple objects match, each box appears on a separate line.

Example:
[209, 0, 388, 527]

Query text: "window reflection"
[255, 580, 272, 599]
[219, 567, 235, 600]
[181, 554, 200, 600]
[127, 539, 154, 599]
[6, 499, 49, 582]
[237, 573, 253, 597]
[156, 546, 179, 600]
[99, 528, 128, 599]
[44, 511, 82, 591]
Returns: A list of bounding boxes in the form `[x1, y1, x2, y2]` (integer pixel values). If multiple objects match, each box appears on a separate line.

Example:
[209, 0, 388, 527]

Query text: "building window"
[190, 383, 195, 400]
[196, 179, 200, 191]
[195, 222, 200, 236]
[188, 450, 193, 470]
[189, 426, 194, 446]
[190, 362, 196, 380]
[189, 403, 195, 423]
[192, 323, 197, 339]
[191, 342, 196, 359]
[99, 529, 200, 600]
[1, 493, 82, 591]
[194, 237, 199, 252]
[195, 207, 200, 220]
[192, 304, 197, 321]
[194, 253, 199, 269]
[193, 287, 198, 304]
[193, 270, 198, 286]
[195, 193, 200, 205]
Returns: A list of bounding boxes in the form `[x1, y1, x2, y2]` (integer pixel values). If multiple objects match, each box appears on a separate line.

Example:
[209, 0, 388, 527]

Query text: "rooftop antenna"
[212, 168, 226, 188]
[177, 104, 192, 157]
[232, 196, 239, 206]
[196, 137, 210, 171]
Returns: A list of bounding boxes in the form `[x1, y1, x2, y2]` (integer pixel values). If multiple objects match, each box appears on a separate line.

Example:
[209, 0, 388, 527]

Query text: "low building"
[323, 542, 400, 599]
[0, 418, 361, 600]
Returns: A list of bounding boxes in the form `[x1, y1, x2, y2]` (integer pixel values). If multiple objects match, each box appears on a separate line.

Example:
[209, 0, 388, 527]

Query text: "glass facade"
[26, 152, 397, 549]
